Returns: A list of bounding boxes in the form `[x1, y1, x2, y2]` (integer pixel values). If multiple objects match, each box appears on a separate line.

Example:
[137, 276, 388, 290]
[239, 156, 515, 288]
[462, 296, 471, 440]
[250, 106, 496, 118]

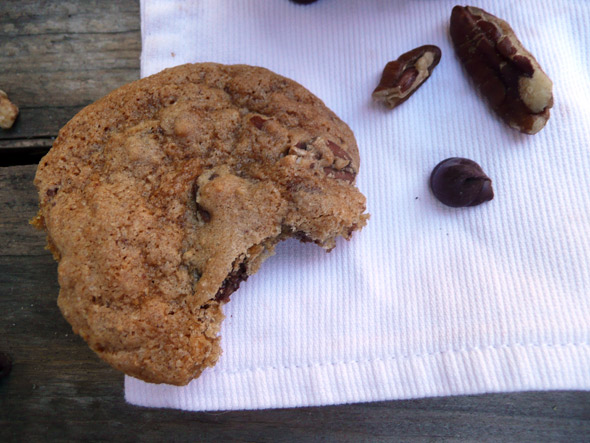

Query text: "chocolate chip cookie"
[32, 63, 368, 385]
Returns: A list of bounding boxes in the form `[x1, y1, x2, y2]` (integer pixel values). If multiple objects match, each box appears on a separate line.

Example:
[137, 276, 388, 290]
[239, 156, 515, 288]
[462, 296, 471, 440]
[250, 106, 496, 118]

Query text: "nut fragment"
[0, 90, 19, 129]
[430, 157, 493, 207]
[450, 6, 553, 134]
[372, 45, 442, 109]
[289, 137, 357, 183]
[249, 115, 268, 130]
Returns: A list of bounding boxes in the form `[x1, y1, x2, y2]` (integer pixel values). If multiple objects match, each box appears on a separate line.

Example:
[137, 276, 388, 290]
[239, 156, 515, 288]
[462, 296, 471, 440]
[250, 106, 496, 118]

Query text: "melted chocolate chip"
[0, 352, 12, 379]
[430, 157, 494, 207]
[191, 181, 199, 199]
[46, 187, 59, 197]
[293, 230, 314, 243]
[195, 203, 211, 223]
[215, 262, 248, 303]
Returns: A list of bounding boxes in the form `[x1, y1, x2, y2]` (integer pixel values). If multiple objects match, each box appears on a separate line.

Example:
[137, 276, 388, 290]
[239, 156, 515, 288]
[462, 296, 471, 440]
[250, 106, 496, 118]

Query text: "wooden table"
[1, 1, 588, 440]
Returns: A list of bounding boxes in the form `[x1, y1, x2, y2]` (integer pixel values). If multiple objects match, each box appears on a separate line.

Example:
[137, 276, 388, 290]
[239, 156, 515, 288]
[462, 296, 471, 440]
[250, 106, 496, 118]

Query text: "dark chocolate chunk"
[430, 157, 494, 207]
[46, 187, 59, 197]
[195, 203, 211, 223]
[215, 261, 248, 303]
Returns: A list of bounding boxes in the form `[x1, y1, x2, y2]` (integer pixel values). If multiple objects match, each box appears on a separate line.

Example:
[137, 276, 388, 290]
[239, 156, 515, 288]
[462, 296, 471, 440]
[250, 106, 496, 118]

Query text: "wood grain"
[0, 0, 589, 441]
[0, 0, 140, 163]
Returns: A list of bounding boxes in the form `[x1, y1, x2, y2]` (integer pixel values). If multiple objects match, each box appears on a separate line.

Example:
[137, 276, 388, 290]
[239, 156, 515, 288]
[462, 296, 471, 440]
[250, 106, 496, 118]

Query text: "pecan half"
[0, 90, 19, 129]
[450, 6, 553, 134]
[372, 45, 441, 109]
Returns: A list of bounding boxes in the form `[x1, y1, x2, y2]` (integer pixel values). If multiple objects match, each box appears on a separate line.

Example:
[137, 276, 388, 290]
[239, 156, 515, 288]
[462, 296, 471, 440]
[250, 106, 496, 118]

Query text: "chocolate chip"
[0, 352, 12, 379]
[215, 261, 248, 303]
[191, 181, 200, 199]
[196, 203, 211, 223]
[429, 157, 494, 207]
[293, 230, 314, 243]
[46, 187, 59, 197]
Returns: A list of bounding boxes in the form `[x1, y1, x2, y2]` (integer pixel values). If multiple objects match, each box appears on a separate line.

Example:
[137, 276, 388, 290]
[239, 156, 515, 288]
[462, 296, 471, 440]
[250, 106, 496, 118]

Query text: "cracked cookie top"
[33, 63, 368, 385]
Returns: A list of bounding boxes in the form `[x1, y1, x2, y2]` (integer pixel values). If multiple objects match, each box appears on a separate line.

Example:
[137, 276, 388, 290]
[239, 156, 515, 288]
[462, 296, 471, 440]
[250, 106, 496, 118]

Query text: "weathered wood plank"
[0, 137, 54, 149]
[0, 165, 47, 255]
[0, 0, 140, 147]
[0, 0, 140, 34]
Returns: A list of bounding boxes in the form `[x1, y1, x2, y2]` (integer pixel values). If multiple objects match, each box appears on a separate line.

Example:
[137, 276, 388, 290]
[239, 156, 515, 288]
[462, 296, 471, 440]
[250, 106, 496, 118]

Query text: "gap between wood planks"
[0, 137, 53, 167]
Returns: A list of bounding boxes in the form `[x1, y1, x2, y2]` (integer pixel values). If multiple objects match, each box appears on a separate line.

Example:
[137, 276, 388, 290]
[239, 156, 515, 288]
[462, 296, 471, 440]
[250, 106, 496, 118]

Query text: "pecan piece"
[249, 114, 268, 130]
[323, 167, 356, 183]
[450, 6, 553, 134]
[289, 137, 357, 183]
[0, 90, 19, 129]
[372, 45, 441, 109]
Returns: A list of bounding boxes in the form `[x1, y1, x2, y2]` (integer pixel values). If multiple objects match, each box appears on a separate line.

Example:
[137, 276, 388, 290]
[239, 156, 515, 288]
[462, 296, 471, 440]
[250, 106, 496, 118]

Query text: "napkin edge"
[125, 341, 590, 411]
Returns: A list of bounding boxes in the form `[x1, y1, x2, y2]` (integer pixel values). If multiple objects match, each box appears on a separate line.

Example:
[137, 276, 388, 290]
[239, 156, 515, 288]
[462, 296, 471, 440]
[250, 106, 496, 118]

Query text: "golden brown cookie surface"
[33, 63, 368, 385]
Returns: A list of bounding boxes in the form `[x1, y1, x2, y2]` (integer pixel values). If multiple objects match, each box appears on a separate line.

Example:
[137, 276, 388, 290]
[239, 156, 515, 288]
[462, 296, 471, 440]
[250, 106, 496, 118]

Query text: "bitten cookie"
[33, 63, 369, 385]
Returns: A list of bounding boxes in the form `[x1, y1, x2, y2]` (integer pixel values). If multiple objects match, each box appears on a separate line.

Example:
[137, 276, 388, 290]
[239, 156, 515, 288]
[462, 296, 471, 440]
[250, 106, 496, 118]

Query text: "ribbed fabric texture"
[129, 0, 590, 411]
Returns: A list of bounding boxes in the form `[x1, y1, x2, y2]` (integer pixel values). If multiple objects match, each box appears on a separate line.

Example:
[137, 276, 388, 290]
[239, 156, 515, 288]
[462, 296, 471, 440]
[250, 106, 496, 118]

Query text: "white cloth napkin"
[127, 0, 590, 411]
